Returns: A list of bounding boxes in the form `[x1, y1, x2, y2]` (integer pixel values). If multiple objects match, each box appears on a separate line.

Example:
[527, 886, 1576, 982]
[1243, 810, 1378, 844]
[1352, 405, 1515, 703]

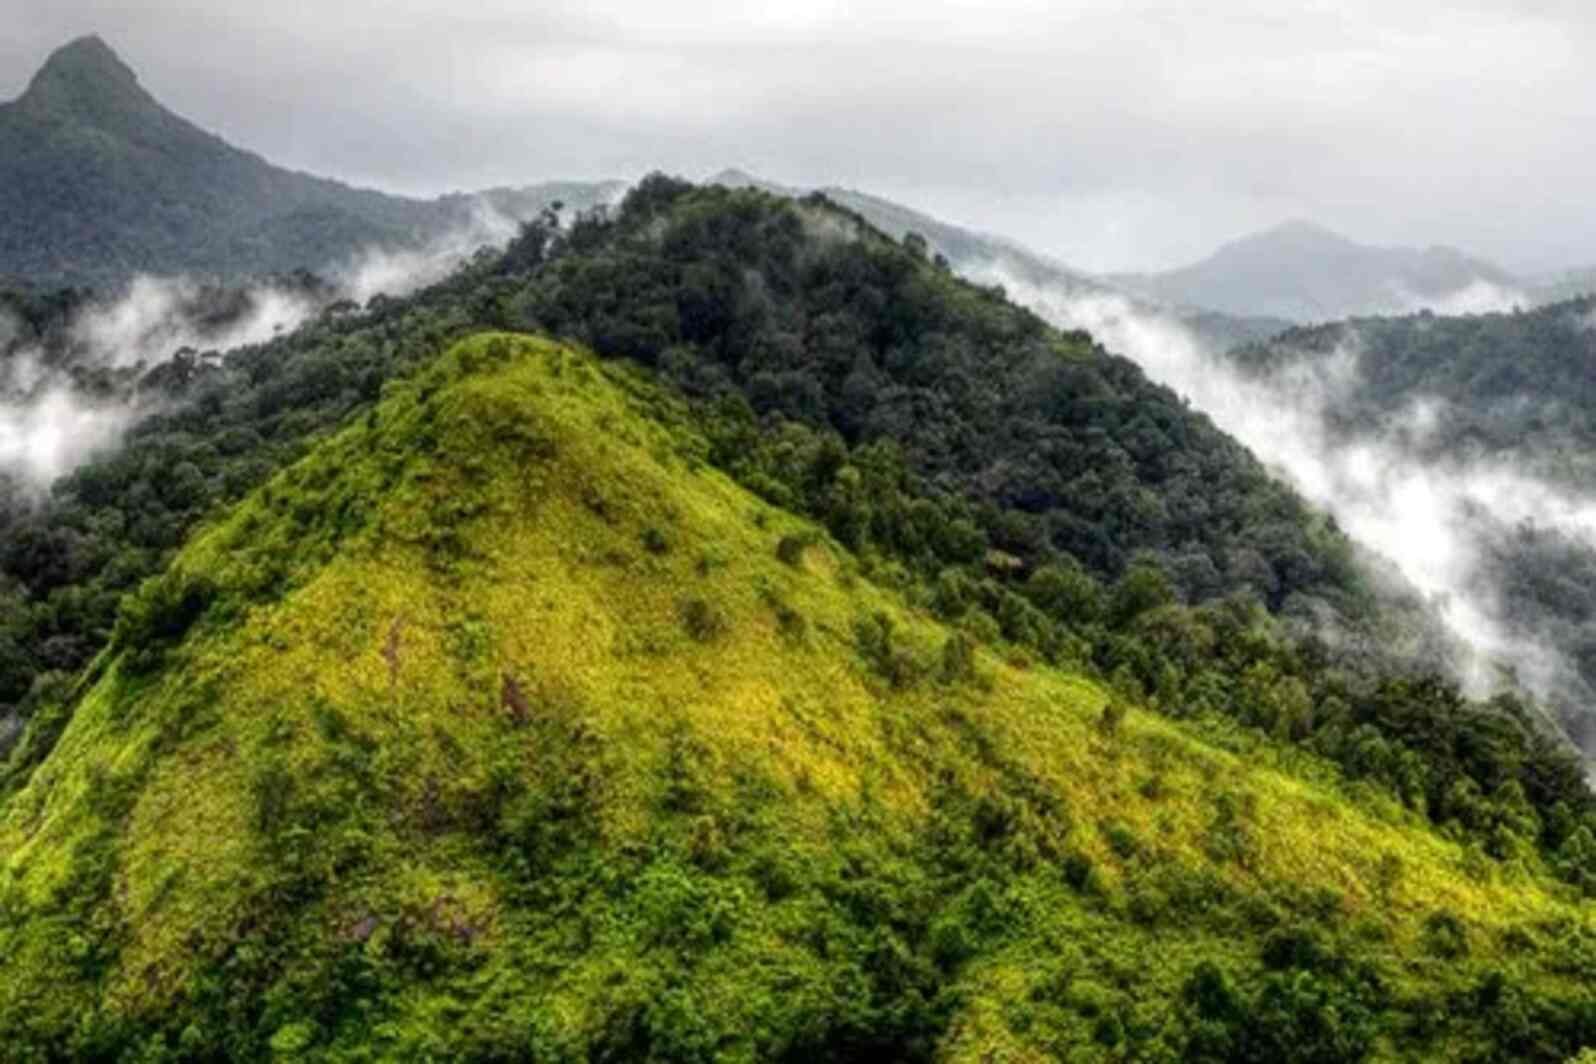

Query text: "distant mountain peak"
[1223, 219, 1356, 255]
[23, 35, 139, 95]
[14, 34, 157, 121]
[1113, 218, 1519, 322]
[1262, 218, 1340, 238]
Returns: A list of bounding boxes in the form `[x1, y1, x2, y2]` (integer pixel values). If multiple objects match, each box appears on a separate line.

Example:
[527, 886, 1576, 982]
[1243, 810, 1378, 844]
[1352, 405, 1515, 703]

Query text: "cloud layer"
[3, 1, 1594, 273]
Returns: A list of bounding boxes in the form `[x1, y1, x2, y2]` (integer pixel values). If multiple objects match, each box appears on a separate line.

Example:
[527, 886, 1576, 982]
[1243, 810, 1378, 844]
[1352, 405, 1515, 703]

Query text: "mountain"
[0, 37, 614, 287]
[705, 169, 1293, 349]
[1233, 296, 1596, 479]
[3, 330, 1594, 1059]
[1111, 220, 1526, 323]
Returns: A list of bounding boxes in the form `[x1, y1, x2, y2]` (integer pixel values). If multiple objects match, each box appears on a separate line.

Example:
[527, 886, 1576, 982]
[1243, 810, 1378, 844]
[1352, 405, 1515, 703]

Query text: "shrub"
[680, 597, 728, 642]
[1098, 700, 1127, 738]
[641, 526, 670, 554]
[1422, 909, 1469, 959]
[1101, 819, 1141, 861]
[113, 569, 218, 674]
[776, 531, 816, 567]
[854, 611, 922, 688]
[939, 633, 976, 685]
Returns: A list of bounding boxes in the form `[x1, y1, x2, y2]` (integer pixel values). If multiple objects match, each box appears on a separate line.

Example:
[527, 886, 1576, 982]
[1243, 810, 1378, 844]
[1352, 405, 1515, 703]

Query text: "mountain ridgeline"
[708, 168, 1293, 351]
[0, 37, 618, 287]
[1231, 298, 1596, 482]
[1109, 221, 1527, 323]
[0, 171, 1593, 1058]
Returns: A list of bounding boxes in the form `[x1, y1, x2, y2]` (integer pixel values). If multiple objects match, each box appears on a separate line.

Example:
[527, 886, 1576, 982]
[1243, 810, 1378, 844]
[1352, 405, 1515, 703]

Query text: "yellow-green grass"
[0, 333, 1591, 1060]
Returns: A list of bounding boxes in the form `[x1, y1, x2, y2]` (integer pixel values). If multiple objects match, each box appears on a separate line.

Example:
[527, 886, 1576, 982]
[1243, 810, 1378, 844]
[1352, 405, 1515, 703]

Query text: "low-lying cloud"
[1394, 278, 1529, 317]
[0, 206, 525, 492]
[975, 261, 1596, 749]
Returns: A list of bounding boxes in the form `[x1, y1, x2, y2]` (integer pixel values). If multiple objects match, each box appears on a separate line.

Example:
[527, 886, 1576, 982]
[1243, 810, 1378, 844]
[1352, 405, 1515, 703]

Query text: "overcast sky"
[3, 0, 1593, 274]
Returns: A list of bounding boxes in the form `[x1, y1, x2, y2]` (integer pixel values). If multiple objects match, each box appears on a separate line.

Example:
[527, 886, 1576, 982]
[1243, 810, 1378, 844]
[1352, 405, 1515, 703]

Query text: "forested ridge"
[1232, 299, 1596, 480]
[0, 36, 615, 287]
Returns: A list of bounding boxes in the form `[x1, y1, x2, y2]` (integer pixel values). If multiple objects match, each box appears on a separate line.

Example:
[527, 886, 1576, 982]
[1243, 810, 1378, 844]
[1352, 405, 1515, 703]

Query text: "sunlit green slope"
[1, 334, 1592, 1061]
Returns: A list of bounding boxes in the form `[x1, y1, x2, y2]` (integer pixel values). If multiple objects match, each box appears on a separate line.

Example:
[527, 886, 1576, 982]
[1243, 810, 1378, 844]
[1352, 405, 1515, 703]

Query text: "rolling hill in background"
[1109, 221, 1528, 323]
[0, 36, 619, 287]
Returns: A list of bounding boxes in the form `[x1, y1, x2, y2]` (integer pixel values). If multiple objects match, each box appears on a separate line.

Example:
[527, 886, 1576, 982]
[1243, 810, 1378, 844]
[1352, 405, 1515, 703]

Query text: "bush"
[113, 569, 218, 674]
[1098, 700, 1128, 738]
[1422, 909, 1469, 959]
[641, 526, 670, 554]
[775, 531, 816, 567]
[680, 597, 728, 642]
[939, 633, 976, 685]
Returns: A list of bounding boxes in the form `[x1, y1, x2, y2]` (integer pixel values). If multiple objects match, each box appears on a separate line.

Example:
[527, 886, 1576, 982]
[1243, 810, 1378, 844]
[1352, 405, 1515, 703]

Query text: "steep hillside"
[2, 334, 1594, 1060]
[1111, 221, 1524, 323]
[0, 37, 613, 286]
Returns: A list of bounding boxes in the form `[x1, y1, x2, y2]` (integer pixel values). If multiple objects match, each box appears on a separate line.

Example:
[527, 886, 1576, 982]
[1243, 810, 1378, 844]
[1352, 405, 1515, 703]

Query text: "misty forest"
[1, 16, 1595, 1064]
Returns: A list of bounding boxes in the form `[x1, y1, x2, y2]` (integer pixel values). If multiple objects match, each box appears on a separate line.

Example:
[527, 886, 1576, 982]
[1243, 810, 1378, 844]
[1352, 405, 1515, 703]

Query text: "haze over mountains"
[708, 170, 1596, 328]
[9, 31, 1593, 334]
[1109, 220, 1530, 322]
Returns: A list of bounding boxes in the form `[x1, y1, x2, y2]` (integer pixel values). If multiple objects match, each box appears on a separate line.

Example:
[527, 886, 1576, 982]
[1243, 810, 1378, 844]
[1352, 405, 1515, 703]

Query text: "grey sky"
[3, 0, 1593, 274]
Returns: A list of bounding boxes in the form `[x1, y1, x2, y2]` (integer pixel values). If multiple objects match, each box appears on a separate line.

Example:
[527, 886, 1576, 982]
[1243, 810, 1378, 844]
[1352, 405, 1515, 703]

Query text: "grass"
[0, 333, 1592, 1060]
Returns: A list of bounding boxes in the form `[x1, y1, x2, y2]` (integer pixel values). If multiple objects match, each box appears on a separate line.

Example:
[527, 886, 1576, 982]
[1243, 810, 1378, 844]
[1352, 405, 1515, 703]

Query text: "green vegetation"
[2, 334, 1594, 1060]
[3, 178, 1589, 894]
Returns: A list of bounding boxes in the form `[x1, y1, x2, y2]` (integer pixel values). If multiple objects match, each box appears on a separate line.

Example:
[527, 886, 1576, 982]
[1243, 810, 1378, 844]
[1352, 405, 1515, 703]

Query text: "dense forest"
[710, 168, 1292, 351]
[1233, 299, 1596, 481]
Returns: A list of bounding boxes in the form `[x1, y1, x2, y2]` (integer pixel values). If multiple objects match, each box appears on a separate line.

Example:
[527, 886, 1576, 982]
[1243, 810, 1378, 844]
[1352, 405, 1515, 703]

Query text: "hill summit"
[15, 35, 147, 115]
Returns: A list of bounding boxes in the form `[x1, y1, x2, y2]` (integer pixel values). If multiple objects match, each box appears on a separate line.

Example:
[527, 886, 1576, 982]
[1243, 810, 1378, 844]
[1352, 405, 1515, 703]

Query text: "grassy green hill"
[2, 333, 1593, 1061]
